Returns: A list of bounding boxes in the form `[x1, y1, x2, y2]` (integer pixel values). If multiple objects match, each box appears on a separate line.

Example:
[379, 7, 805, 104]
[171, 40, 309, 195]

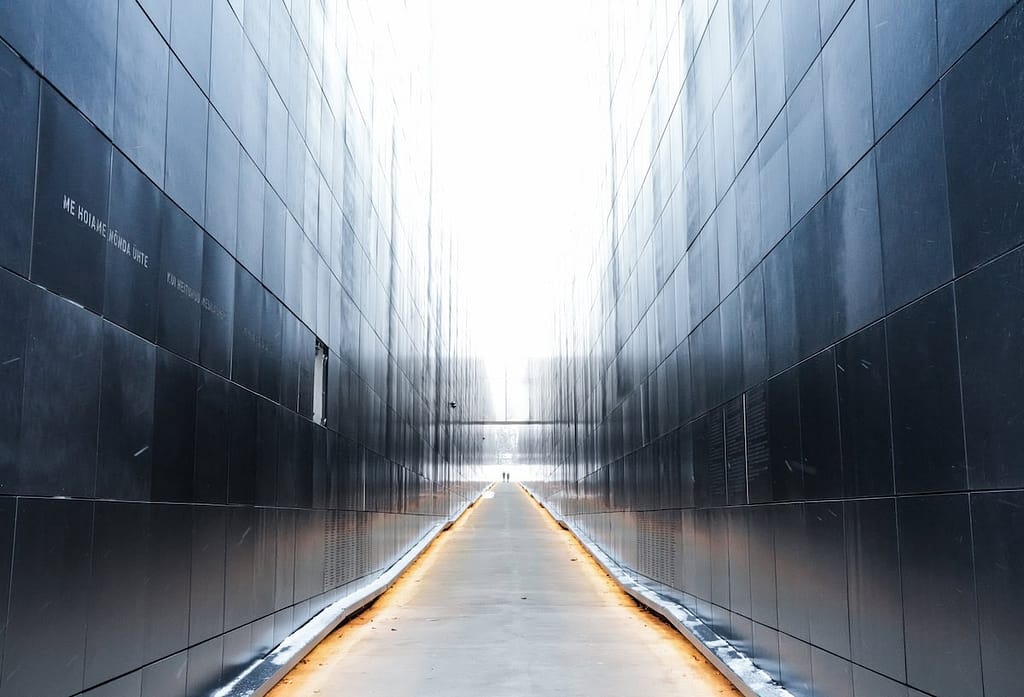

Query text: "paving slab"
[268, 482, 740, 697]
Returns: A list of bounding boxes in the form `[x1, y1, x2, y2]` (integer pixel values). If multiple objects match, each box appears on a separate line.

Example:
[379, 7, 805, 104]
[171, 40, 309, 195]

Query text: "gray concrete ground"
[269, 482, 739, 697]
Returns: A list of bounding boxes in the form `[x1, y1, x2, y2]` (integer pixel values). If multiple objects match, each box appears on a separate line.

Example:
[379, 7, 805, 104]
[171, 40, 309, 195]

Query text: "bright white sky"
[430, 0, 609, 418]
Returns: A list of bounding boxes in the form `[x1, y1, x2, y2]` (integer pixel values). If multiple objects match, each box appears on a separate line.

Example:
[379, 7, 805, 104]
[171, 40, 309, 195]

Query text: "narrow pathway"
[269, 482, 739, 697]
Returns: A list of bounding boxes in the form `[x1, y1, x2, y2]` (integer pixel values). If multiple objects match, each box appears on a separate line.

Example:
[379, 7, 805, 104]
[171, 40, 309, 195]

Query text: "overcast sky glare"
[431, 0, 609, 417]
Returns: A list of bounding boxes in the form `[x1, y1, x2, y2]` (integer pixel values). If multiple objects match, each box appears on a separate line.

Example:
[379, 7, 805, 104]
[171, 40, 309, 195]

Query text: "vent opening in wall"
[313, 339, 328, 425]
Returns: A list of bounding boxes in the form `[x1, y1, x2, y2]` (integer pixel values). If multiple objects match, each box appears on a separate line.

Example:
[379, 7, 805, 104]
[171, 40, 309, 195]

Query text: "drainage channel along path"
[268, 482, 740, 697]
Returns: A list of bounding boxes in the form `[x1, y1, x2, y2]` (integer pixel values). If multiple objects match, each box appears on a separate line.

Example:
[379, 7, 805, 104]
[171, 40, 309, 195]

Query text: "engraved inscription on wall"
[62, 193, 150, 268]
[163, 270, 228, 322]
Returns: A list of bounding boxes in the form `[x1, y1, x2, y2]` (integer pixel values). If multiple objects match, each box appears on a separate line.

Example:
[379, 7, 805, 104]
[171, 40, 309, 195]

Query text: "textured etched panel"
[724, 398, 746, 506]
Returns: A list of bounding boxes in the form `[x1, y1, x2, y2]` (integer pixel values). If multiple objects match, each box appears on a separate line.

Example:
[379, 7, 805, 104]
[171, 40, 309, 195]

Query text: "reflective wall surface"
[0, 1, 485, 696]
[533, 1, 1024, 696]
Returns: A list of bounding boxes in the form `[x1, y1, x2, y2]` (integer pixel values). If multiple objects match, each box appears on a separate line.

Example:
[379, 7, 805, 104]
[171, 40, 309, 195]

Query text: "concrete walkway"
[268, 482, 739, 697]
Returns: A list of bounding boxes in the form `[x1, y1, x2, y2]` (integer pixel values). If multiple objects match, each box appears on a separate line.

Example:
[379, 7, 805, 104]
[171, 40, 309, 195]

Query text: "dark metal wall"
[533, 1, 1024, 696]
[0, 1, 484, 696]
